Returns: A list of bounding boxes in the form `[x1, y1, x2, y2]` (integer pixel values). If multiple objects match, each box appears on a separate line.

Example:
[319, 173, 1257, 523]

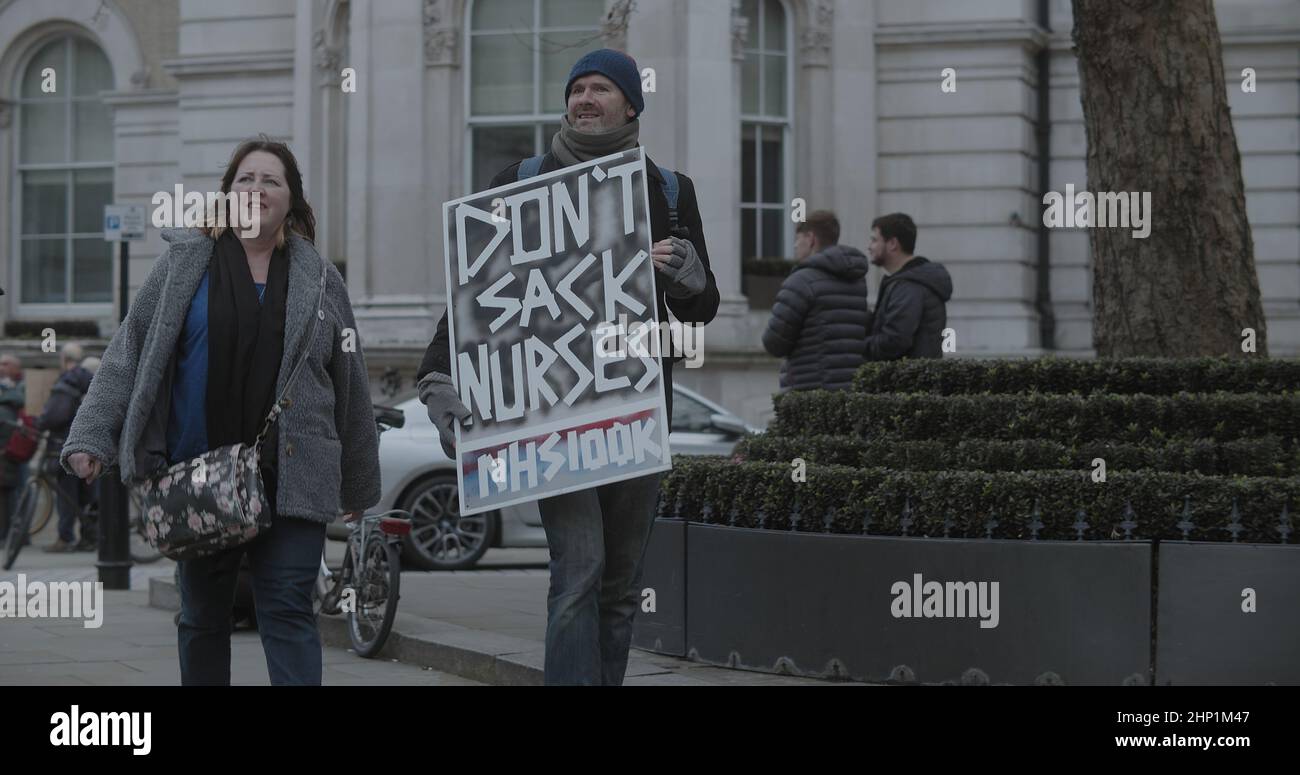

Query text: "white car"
[332, 385, 757, 570]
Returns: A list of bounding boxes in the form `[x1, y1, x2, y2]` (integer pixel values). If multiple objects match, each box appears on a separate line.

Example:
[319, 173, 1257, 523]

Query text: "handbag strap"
[254, 256, 329, 448]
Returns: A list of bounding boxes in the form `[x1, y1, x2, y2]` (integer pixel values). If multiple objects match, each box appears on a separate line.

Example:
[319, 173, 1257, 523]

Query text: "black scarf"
[206, 230, 289, 461]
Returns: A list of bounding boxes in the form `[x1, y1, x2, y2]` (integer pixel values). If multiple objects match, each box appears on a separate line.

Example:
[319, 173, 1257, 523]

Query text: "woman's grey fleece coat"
[59, 228, 381, 525]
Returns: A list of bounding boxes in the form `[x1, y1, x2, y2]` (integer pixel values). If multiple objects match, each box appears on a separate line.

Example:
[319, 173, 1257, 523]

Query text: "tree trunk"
[1071, 0, 1264, 357]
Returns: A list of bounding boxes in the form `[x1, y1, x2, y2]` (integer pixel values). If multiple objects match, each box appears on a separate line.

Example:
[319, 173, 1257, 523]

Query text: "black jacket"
[864, 256, 953, 361]
[762, 245, 870, 391]
[418, 151, 721, 429]
[36, 366, 94, 457]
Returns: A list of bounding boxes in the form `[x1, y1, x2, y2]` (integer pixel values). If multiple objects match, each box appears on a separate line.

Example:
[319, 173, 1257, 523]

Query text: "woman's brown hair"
[202, 135, 316, 246]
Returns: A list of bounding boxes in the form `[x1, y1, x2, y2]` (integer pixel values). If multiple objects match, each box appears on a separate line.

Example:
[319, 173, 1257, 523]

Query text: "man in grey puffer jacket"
[865, 212, 953, 360]
[762, 211, 870, 391]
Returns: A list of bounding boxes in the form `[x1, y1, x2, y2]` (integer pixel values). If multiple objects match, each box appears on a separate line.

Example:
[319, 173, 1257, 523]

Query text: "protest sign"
[442, 148, 672, 515]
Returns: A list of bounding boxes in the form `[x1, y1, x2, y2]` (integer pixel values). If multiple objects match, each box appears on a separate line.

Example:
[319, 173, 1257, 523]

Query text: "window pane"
[741, 208, 756, 262]
[473, 0, 533, 30]
[73, 39, 114, 96]
[542, 0, 603, 28]
[741, 53, 759, 115]
[762, 209, 784, 259]
[541, 122, 561, 152]
[741, 0, 759, 49]
[21, 39, 65, 97]
[22, 170, 68, 235]
[473, 125, 534, 190]
[20, 101, 67, 164]
[74, 168, 114, 234]
[22, 238, 67, 303]
[763, 53, 786, 117]
[74, 100, 114, 162]
[542, 30, 600, 114]
[471, 34, 534, 115]
[764, 0, 787, 51]
[741, 124, 756, 203]
[73, 238, 113, 302]
[761, 125, 783, 203]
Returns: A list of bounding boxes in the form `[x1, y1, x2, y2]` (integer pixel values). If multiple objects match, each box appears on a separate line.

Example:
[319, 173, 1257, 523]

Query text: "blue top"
[166, 272, 266, 464]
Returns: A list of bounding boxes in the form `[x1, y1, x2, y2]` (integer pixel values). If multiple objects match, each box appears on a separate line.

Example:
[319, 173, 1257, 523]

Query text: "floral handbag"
[134, 259, 327, 562]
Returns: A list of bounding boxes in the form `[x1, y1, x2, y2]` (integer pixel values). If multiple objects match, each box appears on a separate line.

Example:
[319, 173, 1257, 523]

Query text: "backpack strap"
[655, 164, 680, 230]
[517, 155, 545, 181]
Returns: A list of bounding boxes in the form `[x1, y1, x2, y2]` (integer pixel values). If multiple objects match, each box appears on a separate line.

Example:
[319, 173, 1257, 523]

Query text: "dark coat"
[36, 366, 93, 458]
[761, 245, 871, 391]
[418, 151, 721, 430]
[864, 256, 953, 361]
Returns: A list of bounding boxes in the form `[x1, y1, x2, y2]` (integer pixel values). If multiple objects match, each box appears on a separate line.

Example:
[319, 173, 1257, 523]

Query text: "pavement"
[2, 518, 862, 686]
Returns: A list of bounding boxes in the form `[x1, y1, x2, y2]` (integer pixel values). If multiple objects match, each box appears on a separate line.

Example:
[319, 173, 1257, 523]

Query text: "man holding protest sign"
[418, 49, 719, 685]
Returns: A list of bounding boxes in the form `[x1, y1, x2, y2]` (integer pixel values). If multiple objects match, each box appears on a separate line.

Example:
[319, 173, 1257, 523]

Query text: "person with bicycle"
[36, 343, 96, 553]
[59, 138, 382, 686]
[0, 352, 26, 541]
[418, 50, 720, 685]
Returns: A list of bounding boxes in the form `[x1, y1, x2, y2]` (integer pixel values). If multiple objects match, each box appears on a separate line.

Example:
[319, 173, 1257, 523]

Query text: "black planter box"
[682, 524, 1153, 685]
[630, 518, 687, 656]
[1155, 541, 1300, 685]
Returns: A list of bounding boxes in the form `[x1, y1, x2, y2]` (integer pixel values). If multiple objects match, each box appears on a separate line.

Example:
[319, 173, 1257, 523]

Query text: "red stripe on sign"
[459, 408, 658, 472]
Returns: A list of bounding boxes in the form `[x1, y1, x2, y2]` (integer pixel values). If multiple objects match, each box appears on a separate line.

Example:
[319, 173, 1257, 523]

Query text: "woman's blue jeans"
[176, 515, 326, 686]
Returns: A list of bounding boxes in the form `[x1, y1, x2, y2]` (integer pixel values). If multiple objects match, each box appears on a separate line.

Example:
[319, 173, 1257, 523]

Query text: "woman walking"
[59, 138, 380, 685]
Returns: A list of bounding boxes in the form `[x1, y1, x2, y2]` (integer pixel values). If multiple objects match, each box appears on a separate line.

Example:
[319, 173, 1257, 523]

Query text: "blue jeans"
[176, 515, 326, 686]
[537, 472, 663, 686]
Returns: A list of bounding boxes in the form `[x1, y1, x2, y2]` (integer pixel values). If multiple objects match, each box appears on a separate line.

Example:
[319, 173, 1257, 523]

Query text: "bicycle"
[313, 405, 412, 658]
[1, 419, 163, 570]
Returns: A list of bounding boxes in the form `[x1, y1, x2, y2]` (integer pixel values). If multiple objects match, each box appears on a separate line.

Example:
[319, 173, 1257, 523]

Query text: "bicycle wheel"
[127, 491, 163, 564]
[3, 479, 41, 570]
[347, 533, 401, 658]
[26, 476, 54, 535]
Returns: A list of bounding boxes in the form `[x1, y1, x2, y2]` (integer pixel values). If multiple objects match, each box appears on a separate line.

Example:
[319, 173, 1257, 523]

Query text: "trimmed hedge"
[771, 391, 1300, 446]
[852, 356, 1300, 395]
[734, 434, 1300, 478]
[661, 457, 1299, 543]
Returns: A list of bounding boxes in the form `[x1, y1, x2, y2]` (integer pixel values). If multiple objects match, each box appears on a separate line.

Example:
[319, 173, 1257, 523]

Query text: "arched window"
[15, 36, 114, 305]
[739, 0, 791, 270]
[466, 0, 606, 191]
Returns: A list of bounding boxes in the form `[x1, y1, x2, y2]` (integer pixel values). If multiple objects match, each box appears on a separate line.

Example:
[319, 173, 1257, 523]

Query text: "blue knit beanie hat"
[564, 49, 644, 118]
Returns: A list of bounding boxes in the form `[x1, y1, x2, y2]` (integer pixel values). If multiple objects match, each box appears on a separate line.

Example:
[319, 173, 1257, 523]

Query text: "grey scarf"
[550, 114, 641, 166]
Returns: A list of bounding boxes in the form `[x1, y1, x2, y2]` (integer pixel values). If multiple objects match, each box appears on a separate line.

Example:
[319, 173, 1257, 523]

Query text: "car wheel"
[400, 473, 496, 571]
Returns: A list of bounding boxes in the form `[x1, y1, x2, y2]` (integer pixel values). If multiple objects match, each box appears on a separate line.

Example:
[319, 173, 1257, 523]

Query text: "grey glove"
[418, 371, 470, 459]
[658, 237, 706, 299]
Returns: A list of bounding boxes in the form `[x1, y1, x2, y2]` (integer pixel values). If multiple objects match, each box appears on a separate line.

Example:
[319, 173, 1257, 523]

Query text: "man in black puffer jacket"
[762, 211, 870, 391]
[865, 212, 953, 361]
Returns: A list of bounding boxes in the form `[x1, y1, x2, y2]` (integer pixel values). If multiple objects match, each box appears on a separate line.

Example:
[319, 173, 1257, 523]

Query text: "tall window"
[15, 37, 115, 305]
[467, 0, 606, 191]
[739, 0, 791, 268]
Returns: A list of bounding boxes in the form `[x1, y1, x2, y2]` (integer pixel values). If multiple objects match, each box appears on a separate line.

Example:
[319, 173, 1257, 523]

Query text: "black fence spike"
[942, 514, 955, 539]
[984, 509, 999, 540]
[900, 497, 913, 537]
[789, 494, 803, 532]
[1278, 501, 1293, 543]
[756, 505, 769, 530]
[728, 499, 740, 527]
[1176, 496, 1195, 541]
[1028, 498, 1043, 541]
[700, 497, 714, 524]
[1226, 497, 1243, 543]
[822, 507, 837, 533]
[1119, 500, 1137, 541]
[1072, 507, 1090, 541]
[861, 505, 875, 536]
